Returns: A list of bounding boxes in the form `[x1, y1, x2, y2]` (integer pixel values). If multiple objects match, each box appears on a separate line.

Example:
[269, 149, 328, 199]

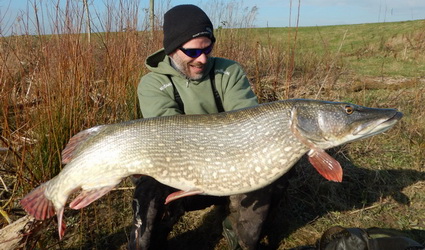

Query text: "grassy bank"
[251, 20, 425, 77]
[1, 1, 424, 248]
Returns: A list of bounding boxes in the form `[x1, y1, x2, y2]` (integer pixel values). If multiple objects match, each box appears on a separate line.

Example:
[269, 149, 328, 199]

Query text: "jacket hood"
[145, 48, 214, 83]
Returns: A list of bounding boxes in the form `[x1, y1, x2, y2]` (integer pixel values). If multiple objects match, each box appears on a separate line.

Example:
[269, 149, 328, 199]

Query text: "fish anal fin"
[308, 149, 343, 182]
[20, 184, 56, 220]
[69, 185, 115, 210]
[62, 125, 106, 164]
[165, 189, 204, 204]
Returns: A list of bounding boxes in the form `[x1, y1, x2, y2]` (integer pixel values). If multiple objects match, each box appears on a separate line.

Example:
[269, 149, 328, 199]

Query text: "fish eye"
[345, 105, 354, 115]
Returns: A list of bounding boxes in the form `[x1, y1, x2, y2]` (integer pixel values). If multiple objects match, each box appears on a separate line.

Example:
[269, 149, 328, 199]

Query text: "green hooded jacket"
[138, 49, 258, 118]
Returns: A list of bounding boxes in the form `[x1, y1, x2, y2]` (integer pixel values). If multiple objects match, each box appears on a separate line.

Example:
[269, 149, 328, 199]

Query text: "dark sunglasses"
[179, 44, 213, 58]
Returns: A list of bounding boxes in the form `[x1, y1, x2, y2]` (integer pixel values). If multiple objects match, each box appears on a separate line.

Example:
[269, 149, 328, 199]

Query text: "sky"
[1, 0, 424, 35]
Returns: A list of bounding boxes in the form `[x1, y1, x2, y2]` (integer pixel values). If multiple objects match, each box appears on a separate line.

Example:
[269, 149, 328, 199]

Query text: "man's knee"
[228, 187, 273, 249]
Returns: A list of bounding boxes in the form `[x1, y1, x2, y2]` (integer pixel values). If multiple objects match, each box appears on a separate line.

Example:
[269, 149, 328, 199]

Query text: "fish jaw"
[351, 110, 403, 138]
[323, 109, 403, 149]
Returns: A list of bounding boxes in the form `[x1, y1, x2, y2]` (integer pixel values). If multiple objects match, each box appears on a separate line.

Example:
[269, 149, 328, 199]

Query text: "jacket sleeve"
[218, 60, 258, 111]
[137, 73, 183, 118]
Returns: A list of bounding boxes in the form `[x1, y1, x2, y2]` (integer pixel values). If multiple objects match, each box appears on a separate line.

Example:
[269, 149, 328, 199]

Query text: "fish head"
[291, 100, 403, 149]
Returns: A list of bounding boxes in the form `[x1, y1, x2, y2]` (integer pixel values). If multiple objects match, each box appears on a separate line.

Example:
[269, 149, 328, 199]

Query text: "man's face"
[170, 36, 213, 80]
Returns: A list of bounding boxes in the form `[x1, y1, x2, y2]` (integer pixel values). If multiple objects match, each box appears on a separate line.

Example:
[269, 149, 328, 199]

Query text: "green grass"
[250, 20, 425, 77]
[1, 2, 424, 248]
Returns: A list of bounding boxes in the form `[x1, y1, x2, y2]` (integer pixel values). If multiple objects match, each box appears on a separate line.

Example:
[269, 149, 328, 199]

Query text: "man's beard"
[170, 55, 206, 81]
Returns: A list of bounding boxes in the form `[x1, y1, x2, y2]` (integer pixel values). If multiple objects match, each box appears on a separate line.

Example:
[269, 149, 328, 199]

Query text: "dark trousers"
[128, 176, 275, 250]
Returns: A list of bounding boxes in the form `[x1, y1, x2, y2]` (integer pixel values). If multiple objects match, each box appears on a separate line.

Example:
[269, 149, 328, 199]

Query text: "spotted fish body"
[20, 99, 403, 239]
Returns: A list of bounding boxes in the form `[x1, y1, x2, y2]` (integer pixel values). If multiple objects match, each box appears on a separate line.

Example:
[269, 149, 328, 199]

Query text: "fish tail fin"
[20, 184, 56, 220]
[57, 207, 66, 240]
[69, 185, 115, 210]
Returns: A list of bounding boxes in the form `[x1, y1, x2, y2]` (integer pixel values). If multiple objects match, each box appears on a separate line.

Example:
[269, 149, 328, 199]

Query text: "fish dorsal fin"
[290, 108, 343, 182]
[308, 149, 343, 182]
[61, 125, 106, 164]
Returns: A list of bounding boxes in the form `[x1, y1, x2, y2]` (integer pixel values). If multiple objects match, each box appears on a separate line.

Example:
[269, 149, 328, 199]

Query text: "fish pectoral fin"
[69, 185, 115, 210]
[308, 149, 343, 182]
[165, 189, 204, 205]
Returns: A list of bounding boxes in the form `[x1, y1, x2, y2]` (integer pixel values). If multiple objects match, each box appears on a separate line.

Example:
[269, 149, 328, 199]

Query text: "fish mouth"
[388, 111, 403, 122]
[353, 111, 403, 137]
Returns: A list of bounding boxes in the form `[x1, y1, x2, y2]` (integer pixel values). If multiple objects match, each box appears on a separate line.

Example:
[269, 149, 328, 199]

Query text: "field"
[1, 2, 424, 249]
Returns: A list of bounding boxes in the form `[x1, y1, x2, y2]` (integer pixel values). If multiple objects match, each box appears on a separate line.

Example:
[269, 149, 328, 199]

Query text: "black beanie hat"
[163, 5, 215, 55]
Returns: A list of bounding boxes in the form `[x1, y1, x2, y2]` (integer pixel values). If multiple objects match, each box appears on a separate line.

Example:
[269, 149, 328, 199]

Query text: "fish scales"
[20, 99, 403, 239]
[48, 102, 301, 200]
[82, 101, 305, 195]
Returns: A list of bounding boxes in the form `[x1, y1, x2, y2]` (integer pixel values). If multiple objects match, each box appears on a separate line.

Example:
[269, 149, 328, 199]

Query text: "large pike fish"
[20, 99, 402, 239]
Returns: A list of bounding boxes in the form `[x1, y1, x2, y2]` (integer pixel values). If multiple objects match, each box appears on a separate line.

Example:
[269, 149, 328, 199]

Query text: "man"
[129, 5, 274, 250]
